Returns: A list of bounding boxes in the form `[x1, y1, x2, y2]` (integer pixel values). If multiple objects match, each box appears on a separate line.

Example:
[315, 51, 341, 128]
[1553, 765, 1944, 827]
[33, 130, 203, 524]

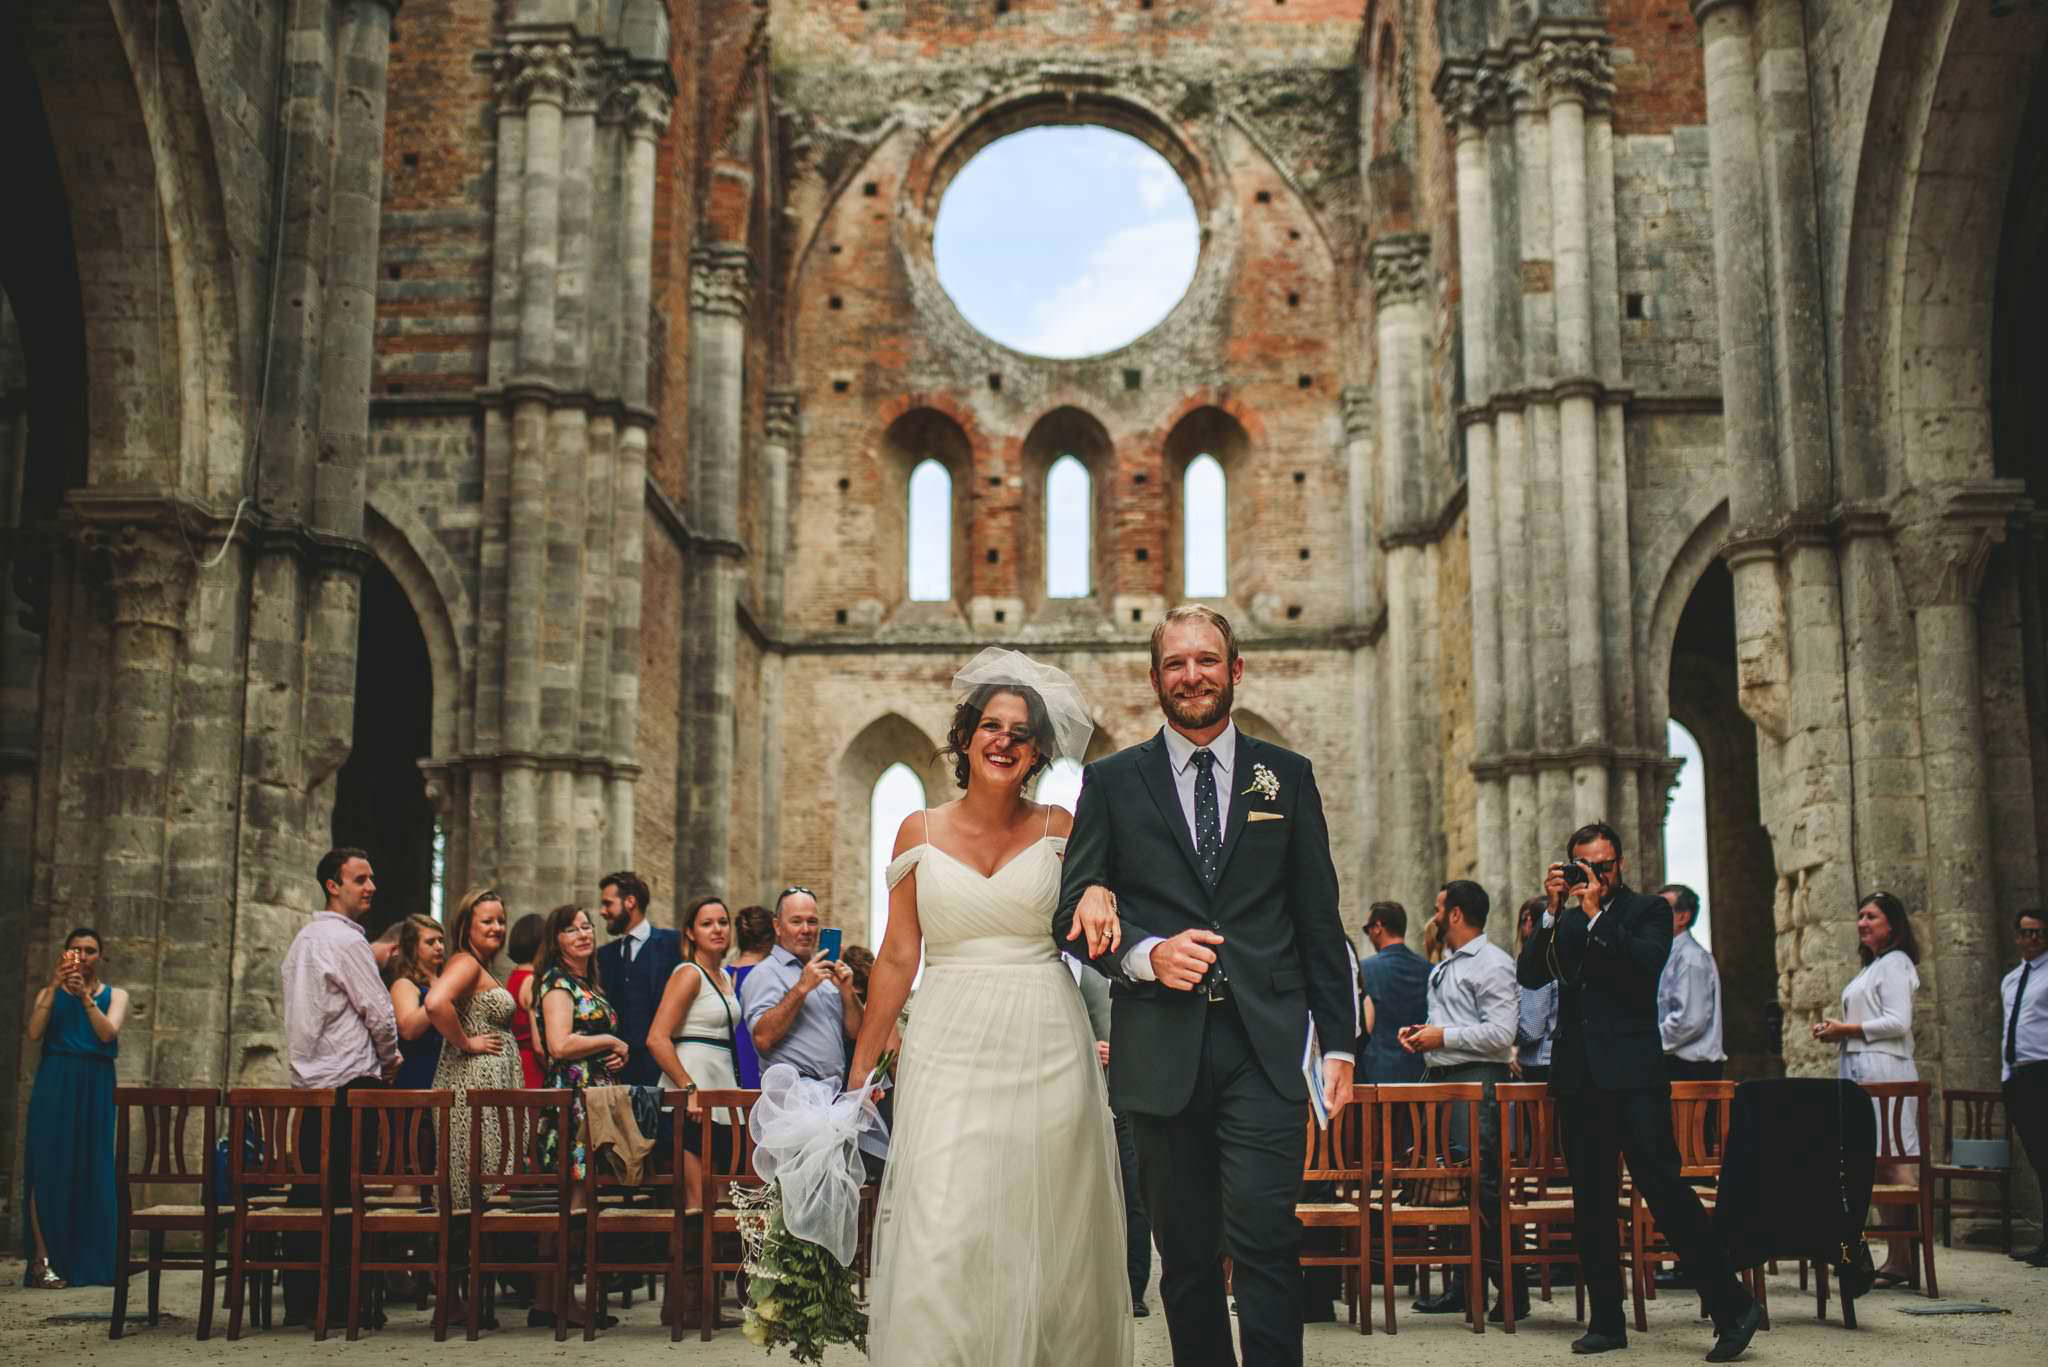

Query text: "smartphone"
[816, 927, 844, 963]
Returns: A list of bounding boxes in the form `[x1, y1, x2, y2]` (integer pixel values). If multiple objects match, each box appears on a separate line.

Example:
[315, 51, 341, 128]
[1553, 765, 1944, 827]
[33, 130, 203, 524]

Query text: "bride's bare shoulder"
[1041, 804, 1074, 839]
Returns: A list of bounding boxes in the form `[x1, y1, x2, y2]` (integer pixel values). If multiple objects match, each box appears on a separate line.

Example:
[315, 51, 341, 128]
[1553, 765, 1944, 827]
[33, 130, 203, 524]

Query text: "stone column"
[1372, 234, 1439, 903]
[763, 391, 799, 627]
[679, 247, 753, 896]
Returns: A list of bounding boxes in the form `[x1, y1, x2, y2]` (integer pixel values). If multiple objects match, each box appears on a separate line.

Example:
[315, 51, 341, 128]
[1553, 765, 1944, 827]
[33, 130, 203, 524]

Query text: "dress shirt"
[1839, 949, 1919, 1059]
[1517, 980, 1558, 1067]
[1123, 722, 1237, 983]
[1658, 927, 1727, 1062]
[281, 911, 401, 1089]
[1423, 935, 1520, 1068]
[740, 944, 850, 1083]
[2002, 953, 2048, 1081]
[622, 917, 652, 962]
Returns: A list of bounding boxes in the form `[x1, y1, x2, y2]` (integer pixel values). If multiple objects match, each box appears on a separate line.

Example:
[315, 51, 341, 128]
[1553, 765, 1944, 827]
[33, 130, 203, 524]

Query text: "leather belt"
[1203, 975, 1233, 1004]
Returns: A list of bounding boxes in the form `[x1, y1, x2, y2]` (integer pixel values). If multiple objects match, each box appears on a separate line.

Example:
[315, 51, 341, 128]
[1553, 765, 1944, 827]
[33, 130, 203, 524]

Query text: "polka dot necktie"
[1193, 748, 1222, 888]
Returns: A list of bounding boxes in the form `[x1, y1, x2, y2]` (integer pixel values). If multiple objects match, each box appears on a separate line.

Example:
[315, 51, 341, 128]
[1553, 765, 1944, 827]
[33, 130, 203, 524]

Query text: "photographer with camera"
[1517, 823, 1760, 1360]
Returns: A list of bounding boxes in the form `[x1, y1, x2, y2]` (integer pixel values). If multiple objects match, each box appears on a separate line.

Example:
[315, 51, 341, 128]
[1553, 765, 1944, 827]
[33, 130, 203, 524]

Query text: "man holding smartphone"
[1516, 822, 1760, 1360]
[739, 886, 864, 1083]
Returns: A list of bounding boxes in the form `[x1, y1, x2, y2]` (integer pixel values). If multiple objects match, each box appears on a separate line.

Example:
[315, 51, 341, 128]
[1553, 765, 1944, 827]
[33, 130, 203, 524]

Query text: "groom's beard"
[1157, 676, 1233, 731]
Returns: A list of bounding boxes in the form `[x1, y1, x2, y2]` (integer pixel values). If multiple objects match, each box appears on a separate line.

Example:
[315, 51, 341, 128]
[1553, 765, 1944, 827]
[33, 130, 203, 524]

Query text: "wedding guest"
[1812, 891, 1923, 1285]
[595, 871, 680, 1086]
[842, 944, 876, 1004]
[504, 912, 546, 1088]
[1657, 883, 1726, 1082]
[387, 915, 447, 1090]
[425, 889, 522, 1213]
[22, 928, 126, 1288]
[2002, 909, 2048, 1267]
[281, 847, 400, 1329]
[1514, 897, 1557, 1084]
[1358, 902, 1427, 1086]
[648, 896, 741, 1209]
[740, 887, 863, 1084]
[728, 906, 776, 1087]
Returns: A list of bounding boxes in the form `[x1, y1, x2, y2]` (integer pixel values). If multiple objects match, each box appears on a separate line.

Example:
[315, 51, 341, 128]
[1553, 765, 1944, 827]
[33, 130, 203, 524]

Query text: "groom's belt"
[1199, 971, 1232, 1004]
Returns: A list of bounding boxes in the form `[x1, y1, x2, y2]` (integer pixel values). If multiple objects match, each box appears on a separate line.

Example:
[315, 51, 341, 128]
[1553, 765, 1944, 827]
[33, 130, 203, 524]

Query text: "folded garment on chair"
[1714, 1076, 1875, 1271]
[583, 1085, 656, 1185]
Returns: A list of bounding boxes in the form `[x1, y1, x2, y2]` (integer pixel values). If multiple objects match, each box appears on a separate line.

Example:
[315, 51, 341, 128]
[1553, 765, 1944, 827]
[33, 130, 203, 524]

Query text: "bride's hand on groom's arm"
[1149, 929, 1225, 992]
[1064, 885, 1122, 958]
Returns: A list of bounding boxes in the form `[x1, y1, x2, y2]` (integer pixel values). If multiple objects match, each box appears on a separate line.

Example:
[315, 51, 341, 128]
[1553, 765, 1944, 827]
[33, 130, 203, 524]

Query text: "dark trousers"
[2007, 1061, 2048, 1237]
[1113, 1110, 1153, 1302]
[1663, 1057, 1725, 1083]
[1132, 1001, 1305, 1367]
[284, 1076, 385, 1321]
[1557, 1082, 1748, 1337]
[1427, 1061, 1511, 1287]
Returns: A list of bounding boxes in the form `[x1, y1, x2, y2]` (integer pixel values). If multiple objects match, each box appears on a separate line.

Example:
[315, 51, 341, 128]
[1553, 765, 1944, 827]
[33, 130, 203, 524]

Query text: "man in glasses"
[2002, 908, 2048, 1267]
[1518, 822, 1761, 1360]
[739, 886, 863, 1083]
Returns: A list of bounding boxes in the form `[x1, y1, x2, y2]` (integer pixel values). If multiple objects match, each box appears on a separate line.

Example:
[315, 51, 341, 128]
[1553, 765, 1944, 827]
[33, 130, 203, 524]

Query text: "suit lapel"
[1210, 732, 1260, 887]
[1137, 731, 1208, 889]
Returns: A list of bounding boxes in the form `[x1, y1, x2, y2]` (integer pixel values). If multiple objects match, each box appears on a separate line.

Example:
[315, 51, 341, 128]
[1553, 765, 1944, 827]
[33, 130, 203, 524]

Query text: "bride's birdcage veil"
[950, 648, 1095, 766]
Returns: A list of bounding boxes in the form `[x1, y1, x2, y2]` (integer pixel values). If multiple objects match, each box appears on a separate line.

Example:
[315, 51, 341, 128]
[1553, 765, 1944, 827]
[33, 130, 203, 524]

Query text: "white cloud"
[1017, 216, 1200, 358]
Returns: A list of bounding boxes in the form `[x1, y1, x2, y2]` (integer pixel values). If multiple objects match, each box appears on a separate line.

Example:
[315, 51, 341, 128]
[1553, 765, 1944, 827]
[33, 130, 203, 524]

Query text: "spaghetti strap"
[1043, 803, 1053, 838]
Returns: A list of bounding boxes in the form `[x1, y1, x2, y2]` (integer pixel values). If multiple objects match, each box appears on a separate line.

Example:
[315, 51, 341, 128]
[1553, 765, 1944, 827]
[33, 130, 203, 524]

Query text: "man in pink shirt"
[279, 846, 400, 1329]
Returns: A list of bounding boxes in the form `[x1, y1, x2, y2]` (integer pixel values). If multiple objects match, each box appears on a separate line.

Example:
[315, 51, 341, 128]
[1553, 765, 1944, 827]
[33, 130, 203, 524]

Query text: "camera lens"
[1561, 864, 1590, 889]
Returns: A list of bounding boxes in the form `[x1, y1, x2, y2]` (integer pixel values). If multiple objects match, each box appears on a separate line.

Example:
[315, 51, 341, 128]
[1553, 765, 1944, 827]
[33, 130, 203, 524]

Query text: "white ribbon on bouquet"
[747, 1063, 890, 1267]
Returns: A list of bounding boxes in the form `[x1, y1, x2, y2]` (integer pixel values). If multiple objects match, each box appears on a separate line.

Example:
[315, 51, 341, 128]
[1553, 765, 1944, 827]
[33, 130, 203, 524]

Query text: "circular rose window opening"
[933, 125, 1200, 359]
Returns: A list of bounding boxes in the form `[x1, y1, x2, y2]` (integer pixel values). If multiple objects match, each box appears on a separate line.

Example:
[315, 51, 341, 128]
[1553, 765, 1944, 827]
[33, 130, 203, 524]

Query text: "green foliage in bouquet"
[736, 1189, 867, 1364]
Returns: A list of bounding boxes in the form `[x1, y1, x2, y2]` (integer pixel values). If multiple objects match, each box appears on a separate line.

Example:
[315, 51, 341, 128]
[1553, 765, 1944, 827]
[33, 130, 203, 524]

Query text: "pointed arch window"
[907, 459, 952, 602]
[1036, 756, 1085, 814]
[1045, 454, 1092, 598]
[1183, 453, 1228, 598]
[1663, 719, 1712, 949]
[870, 762, 927, 950]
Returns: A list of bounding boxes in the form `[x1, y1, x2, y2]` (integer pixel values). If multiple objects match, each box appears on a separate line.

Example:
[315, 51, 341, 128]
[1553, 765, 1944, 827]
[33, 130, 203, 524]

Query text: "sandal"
[25, 1261, 68, 1290]
[1868, 1270, 1911, 1289]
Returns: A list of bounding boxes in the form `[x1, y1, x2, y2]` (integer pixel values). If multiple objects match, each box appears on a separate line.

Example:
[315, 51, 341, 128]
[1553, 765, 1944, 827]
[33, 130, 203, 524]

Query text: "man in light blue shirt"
[740, 888, 863, 1083]
[1656, 884, 1725, 1083]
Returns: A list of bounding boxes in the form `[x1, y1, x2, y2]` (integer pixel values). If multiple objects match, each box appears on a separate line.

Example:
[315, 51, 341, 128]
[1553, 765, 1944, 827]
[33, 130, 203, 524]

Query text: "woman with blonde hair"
[425, 890, 522, 1213]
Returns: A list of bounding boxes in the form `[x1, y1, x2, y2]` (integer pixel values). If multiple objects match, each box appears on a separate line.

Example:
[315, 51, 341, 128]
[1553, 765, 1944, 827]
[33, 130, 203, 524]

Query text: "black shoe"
[1572, 1330, 1629, 1353]
[1488, 1290, 1533, 1322]
[2009, 1244, 2047, 1262]
[1413, 1283, 1469, 1314]
[2026, 1247, 2048, 1268]
[1705, 1299, 1763, 1363]
[1132, 1299, 1149, 1318]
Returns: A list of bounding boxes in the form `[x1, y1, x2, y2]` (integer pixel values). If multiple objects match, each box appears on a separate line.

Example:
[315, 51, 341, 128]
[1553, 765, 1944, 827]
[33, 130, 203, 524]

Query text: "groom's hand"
[1322, 1055, 1354, 1112]
[1065, 885, 1123, 958]
[1150, 929, 1225, 991]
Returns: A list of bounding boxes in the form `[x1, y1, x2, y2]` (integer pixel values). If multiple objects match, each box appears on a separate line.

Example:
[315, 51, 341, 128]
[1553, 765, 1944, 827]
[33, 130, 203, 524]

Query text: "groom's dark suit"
[1055, 726, 1352, 1367]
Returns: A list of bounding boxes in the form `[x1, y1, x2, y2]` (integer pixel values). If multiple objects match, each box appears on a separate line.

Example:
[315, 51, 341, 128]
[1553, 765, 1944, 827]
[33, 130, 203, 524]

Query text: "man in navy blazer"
[595, 870, 682, 1086]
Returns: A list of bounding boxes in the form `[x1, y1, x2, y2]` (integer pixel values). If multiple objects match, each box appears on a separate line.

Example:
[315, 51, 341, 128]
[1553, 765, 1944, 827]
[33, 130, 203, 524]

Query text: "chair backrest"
[1303, 1089, 1373, 1186]
[695, 1089, 762, 1202]
[1373, 1082, 1482, 1181]
[1496, 1082, 1568, 1189]
[1668, 1080, 1735, 1175]
[226, 1088, 333, 1191]
[1942, 1088, 2010, 1154]
[1861, 1080, 1930, 1168]
[347, 1088, 453, 1202]
[115, 1087, 221, 1194]
[581, 1087, 692, 1199]
[466, 1089, 576, 1207]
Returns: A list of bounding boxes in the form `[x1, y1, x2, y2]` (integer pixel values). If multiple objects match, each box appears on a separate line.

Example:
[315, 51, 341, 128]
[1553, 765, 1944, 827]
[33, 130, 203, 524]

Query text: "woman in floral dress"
[532, 904, 630, 1182]
[425, 889, 523, 1206]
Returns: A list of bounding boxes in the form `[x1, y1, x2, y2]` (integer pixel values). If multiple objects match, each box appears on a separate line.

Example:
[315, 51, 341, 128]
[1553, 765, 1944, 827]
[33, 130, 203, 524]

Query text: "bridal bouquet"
[737, 1057, 892, 1363]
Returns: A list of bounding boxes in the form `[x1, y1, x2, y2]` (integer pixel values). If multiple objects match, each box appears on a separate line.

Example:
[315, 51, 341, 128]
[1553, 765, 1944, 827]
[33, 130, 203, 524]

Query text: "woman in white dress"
[848, 650, 1132, 1367]
[648, 895, 743, 1210]
[1812, 891, 1922, 1283]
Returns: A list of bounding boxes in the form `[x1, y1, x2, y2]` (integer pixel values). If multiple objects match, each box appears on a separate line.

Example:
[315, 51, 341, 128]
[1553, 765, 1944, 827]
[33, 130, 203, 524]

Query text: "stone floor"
[3, 1246, 2044, 1365]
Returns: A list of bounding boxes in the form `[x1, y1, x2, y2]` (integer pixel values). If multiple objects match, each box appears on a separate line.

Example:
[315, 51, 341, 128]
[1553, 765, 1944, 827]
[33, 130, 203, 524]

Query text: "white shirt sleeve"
[1859, 954, 1915, 1043]
[1123, 937, 1164, 981]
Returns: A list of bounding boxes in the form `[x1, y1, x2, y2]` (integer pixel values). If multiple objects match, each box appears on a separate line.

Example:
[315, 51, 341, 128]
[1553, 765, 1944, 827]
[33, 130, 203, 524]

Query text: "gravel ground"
[3, 1246, 2043, 1366]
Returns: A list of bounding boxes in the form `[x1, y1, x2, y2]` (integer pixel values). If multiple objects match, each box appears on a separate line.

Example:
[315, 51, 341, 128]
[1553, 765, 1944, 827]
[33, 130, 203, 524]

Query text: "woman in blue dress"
[23, 927, 127, 1288]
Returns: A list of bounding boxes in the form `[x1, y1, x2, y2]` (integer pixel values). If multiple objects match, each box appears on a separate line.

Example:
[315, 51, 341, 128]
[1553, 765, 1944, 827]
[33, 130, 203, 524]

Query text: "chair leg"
[434, 1227, 451, 1343]
[1814, 1260, 1829, 1323]
[226, 1225, 245, 1341]
[1922, 1202, 1940, 1299]
[147, 1231, 164, 1324]
[466, 1228, 483, 1344]
[111, 1247, 132, 1340]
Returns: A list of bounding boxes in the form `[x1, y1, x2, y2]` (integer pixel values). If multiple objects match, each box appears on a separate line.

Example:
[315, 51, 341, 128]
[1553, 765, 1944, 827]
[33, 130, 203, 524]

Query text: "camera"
[1560, 862, 1591, 890]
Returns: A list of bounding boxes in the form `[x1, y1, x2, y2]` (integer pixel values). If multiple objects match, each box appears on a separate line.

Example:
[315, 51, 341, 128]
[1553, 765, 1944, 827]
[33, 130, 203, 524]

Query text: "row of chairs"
[111, 1085, 777, 1344]
[1289, 1079, 1947, 1335]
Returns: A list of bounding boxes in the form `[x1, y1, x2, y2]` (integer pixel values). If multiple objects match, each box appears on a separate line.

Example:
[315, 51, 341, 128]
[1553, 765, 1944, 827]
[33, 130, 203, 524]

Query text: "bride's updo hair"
[942, 683, 1056, 790]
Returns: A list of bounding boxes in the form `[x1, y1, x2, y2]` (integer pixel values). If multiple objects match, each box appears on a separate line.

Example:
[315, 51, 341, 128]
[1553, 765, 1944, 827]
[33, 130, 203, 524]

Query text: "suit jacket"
[1516, 885, 1672, 1094]
[596, 926, 683, 1086]
[1053, 728, 1352, 1116]
[1358, 942, 1429, 1084]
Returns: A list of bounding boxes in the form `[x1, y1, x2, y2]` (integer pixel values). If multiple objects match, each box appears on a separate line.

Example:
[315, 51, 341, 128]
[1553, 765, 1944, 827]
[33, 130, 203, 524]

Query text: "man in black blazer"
[1517, 823, 1761, 1360]
[595, 870, 683, 1087]
[1055, 606, 1355, 1367]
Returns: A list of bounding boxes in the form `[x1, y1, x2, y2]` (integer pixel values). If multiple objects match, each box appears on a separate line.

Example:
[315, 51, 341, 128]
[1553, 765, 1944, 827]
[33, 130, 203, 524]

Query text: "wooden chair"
[345, 1089, 457, 1341]
[1373, 1083, 1486, 1334]
[111, 1087, 224, 1340]
[582, 1088, 695, 1339]
[1933, 1088, 2013, 1252]
[697, 1088, 764, 1341]
[1494, 1083, 1579, 1333]
[1297, 1088, 1374, 1334]
[224, 1088, 334, 1340]
[464, 1089, 577, 1342]
[1624, 1082, 1769, 1332]
[1862, 1080, 1937, 1297]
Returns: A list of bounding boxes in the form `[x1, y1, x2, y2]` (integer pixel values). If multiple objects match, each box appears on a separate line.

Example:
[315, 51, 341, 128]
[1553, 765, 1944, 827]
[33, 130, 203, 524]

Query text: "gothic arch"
[831, 711, 952, 940]
[1019, 406, 1114, 617]
[1642, 495, 1731, 738]
[1233, 707, 1292, 751]
[877, 406, 976, 619]
[1164, 405, 1256, 605]
[364, 499, 470, 760]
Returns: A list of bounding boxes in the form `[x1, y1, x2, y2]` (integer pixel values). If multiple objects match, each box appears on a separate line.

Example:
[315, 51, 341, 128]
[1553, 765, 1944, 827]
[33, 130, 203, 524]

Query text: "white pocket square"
[1247, 811, 1286, 823]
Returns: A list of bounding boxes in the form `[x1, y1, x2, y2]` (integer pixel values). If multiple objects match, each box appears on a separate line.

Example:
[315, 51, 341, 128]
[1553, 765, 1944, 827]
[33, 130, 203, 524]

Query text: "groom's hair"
[1149, 605, 1238, 672]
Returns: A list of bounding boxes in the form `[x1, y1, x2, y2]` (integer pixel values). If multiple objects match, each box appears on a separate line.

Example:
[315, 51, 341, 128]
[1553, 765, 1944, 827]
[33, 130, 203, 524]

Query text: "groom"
[1055, 605, 1356, 1367]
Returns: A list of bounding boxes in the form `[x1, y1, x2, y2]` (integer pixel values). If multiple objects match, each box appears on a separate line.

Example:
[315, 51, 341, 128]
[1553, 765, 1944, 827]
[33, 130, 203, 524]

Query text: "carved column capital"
[1369, 234, 1432, 309]
[1534, 38, 1616, 110]
[85, 524, 192, 631]
[1889, 481, 2029, 611]
[562, 52, 611, 115]
[1341, 385, 1376, 438]
[1691, 0, 1757, 26]
[689, 246, 755, 318]
[1434, 63, 1505, 138]
[764, 389, 800, 445]
[608, 75, 673, 140]
[492, 41, 577, 110]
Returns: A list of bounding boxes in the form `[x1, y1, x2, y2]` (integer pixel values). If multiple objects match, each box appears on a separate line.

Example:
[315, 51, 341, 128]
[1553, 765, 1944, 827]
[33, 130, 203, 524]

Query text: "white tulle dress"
[867, 828, 1134, 1367]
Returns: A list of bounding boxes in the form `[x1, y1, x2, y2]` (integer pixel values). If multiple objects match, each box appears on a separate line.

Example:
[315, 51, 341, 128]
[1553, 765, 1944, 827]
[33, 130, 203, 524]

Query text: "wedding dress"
[867, 818, 1134, 1366]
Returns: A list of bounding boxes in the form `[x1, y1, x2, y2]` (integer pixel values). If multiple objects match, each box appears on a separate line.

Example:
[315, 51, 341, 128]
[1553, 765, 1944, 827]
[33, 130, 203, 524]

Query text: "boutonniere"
[1241, 763, 1281, 803]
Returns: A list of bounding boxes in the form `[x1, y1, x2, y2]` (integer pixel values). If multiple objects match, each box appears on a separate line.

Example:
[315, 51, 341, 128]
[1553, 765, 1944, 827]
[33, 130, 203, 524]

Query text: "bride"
[848, 650, 1134, 1366]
